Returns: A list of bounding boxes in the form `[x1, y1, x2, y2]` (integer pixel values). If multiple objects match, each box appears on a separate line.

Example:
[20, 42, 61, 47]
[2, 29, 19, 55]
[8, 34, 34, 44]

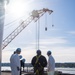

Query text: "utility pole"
[0, 0, 5, 75]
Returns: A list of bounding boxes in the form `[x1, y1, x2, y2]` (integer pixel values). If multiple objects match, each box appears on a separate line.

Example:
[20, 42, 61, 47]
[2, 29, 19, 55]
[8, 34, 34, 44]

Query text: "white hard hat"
[47, 51, 51, 55]
[16, 48, 21, 52]
[19, 55, 22, 59]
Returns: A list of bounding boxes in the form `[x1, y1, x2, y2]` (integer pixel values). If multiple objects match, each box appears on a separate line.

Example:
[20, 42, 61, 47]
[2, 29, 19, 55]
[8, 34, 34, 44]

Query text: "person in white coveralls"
[10, 48, 21, 75]
[47, 51, 55, 75]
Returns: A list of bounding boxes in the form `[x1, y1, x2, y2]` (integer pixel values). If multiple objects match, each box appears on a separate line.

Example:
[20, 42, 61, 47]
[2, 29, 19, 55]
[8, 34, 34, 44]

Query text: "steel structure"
[2, 8, 53, 50]
[0, 0, 10, 74]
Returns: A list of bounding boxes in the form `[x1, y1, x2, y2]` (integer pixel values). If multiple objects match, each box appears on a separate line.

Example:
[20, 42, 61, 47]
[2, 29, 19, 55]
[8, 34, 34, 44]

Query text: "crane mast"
[2, 8, 53, 50]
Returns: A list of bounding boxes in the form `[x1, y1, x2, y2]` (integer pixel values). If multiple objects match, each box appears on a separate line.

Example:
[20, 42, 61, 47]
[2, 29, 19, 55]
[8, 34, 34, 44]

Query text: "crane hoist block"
[32, 10, 39, 18]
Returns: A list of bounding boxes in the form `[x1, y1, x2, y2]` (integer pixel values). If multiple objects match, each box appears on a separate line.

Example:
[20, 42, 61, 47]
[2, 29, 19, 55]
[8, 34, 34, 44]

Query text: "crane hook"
[45, 27, 47, 31]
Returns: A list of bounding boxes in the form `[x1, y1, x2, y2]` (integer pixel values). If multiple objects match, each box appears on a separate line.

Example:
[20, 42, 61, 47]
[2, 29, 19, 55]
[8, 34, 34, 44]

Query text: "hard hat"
[36, 50, 41, 55]
[19, 55, 22, 59]
[16, 48, 21, 52]
[47, 51, 51, 55]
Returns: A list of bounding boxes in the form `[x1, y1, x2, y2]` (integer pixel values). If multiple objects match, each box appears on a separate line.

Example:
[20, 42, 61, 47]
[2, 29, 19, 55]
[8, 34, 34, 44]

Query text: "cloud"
[4, 37, 68, 51]
[2, 46, 75, 62]
[3, 36, 68, 51]
[67, 31, 75, 35]
[32, 37, 68, 45]
[41, 37, 67, 44]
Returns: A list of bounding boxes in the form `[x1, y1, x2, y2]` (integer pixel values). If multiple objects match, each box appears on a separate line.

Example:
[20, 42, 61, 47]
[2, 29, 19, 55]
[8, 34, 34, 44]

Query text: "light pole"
[0, 0, 5, 75]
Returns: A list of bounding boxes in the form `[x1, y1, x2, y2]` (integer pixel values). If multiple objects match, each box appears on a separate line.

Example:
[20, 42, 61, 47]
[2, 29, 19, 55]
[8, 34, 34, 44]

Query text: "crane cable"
[4, 14, 27, 30]
[35, 21, 38, 50]
[35, 19, 40, 50]
[52, 13, 54, 27]
[45, 13, 47, 31]
[37, 19, 40, 50]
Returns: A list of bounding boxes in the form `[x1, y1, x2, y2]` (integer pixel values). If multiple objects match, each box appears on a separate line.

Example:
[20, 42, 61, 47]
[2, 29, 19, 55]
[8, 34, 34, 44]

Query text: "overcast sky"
[2, 0, 75, 63]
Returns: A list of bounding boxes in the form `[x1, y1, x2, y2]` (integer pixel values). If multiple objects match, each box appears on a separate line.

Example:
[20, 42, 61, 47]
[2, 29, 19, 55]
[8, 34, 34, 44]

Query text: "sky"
[2, 0, 75, 63]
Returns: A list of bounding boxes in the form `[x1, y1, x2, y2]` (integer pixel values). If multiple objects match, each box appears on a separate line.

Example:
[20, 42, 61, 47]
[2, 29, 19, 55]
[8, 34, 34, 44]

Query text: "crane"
[2, 8, 53, 50]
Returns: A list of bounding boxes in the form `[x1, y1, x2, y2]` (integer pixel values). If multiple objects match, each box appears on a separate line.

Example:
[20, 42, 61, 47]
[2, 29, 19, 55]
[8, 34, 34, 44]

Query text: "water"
[55, 68, 75, 74]
[1, 67, 11, 71]
[1, 67, 75, 74]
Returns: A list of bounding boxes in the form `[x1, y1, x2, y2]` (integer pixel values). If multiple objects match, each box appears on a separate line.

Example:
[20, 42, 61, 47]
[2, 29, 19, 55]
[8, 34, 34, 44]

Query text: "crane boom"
[2, 8, 53, 50]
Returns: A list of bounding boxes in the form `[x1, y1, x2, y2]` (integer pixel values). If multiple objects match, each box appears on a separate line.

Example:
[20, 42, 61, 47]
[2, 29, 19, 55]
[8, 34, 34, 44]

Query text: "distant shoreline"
[1, 62, 75, 68]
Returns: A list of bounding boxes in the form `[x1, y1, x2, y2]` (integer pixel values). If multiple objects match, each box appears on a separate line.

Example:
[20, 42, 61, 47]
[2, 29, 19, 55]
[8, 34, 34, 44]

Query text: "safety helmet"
[16, 48, 21, 52]
[36, 50, 41, 55]
[19, 55, 22, 59]
[47, 51, 51, 55]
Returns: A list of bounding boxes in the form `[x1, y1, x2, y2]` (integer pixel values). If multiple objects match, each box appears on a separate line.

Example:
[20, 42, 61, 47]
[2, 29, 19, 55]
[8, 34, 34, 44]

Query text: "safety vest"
[34, 55, 43, 75]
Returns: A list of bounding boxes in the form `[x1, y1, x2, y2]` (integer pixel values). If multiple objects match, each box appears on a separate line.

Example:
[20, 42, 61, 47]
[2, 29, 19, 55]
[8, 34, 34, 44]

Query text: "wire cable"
[45, 13, 47, 31]
[35, 21, 38, 50]
[37, 19, 40, 50]
[4, 15, 27, 30]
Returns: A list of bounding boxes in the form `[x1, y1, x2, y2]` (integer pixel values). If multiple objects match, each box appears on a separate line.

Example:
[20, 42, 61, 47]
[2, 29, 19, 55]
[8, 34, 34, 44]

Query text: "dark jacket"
[31, 55, 47, 75]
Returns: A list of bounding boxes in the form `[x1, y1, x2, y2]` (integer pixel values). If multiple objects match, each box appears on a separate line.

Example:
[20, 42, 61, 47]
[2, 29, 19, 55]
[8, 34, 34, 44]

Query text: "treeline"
[1, 63, 75, 68]
[55, 63, 75, 68]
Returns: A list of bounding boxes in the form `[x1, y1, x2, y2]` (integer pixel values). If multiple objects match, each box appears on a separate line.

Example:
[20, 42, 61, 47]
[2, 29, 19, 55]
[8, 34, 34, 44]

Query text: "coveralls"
[10, 54, 20, 75]
[47, 55, 55, 75]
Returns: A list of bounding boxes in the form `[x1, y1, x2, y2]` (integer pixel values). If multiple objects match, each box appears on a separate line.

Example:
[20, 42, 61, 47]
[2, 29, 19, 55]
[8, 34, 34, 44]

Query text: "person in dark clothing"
[20, 59, 25, 75]
[21, 59, 25, 71]
[31, 50, 47, 75]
